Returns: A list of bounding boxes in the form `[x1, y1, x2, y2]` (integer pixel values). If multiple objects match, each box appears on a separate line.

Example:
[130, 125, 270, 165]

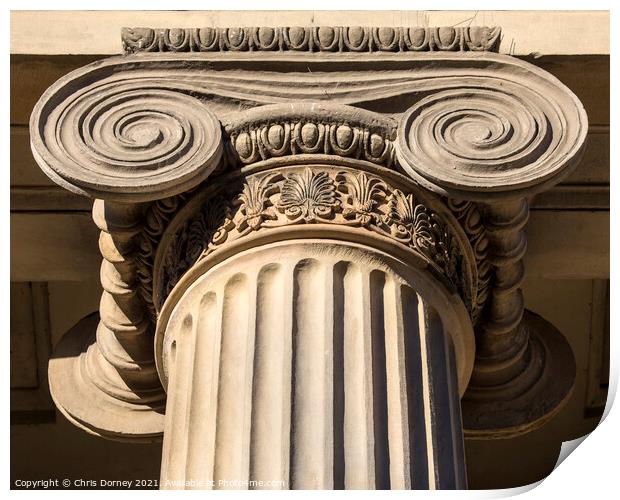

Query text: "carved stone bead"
[287, 26, 307, 49]
[167, 28, 188, 50]
[267, 124, 286, 150]
[300, 123, 320, 148]
[227, 28, 246, 49]
[376, 27, 396, 48]
[335, 125, 354, 149]
[317, 27, 336, 50]
[369, 133, 384, 158]
[194, 27, 217, 49]
[437, 27, 457, 49]
[409, 27, 427, 48]
[257, 27, 276, 48]
[235, 132, 253, 159]
[347, 27, 365, 49]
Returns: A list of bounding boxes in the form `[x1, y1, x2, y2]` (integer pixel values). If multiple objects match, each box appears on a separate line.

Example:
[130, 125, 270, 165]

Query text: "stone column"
[157, 240, 472, 490]
[29, 28, 588, 489]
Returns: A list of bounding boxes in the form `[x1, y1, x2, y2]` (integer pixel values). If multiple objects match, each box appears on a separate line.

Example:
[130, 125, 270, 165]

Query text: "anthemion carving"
[30, 25, 587, 489]
[152, 166, 474, 315]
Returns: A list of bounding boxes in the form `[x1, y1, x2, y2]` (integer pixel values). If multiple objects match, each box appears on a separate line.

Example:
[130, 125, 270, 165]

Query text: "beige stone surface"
[10, 11, 609, 56]
[10, 12, 609, 490]
[159, 240, 471, 489]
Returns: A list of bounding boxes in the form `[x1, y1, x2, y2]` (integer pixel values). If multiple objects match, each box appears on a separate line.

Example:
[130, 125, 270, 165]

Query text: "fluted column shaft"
[158, 241, 470, 490]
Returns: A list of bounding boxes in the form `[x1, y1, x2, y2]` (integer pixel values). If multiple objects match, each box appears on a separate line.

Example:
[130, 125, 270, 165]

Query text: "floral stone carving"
[29, 38, 587, 448]
[150, 166, 476, 322]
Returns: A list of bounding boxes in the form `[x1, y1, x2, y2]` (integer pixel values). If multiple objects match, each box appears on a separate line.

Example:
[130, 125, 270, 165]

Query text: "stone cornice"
[121, 26, 502, 54]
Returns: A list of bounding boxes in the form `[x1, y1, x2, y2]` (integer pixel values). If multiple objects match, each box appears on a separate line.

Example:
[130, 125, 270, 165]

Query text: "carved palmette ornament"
[277, 169, 340, 222]
[338, 171, 387, 227]
[142, 167, 477, 322]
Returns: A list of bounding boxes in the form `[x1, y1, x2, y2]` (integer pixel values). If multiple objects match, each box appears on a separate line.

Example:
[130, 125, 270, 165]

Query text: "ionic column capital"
[31, 35, 587, 448]
[31, 49, 587, 202]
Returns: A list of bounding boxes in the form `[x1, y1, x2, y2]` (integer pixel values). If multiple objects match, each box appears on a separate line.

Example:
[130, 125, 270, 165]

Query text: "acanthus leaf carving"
[161, 194, 236, 298]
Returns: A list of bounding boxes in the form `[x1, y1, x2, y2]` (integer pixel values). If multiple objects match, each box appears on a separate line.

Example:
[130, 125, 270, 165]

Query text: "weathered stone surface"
[158, 240, 472, 489]
[121, 26, 502, 54]
[28, 33, 589, 488]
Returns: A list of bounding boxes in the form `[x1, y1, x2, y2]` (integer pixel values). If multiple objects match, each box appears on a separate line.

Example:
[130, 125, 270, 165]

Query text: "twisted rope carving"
[90, 200, 166, 405]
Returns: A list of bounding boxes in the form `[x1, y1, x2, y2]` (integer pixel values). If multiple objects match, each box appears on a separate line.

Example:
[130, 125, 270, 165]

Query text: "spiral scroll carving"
[31, 85, 223, 201]
[397, 85, 587, 199]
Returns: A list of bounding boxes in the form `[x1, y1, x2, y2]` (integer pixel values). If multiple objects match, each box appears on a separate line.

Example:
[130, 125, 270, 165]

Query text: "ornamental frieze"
[122, 26, 502, 54]
[226, 119, 397, 168]
[136, 166, 480, 325]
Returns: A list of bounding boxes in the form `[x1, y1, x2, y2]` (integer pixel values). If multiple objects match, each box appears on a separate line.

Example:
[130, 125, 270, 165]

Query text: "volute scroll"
[30, 39, 589, 447]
